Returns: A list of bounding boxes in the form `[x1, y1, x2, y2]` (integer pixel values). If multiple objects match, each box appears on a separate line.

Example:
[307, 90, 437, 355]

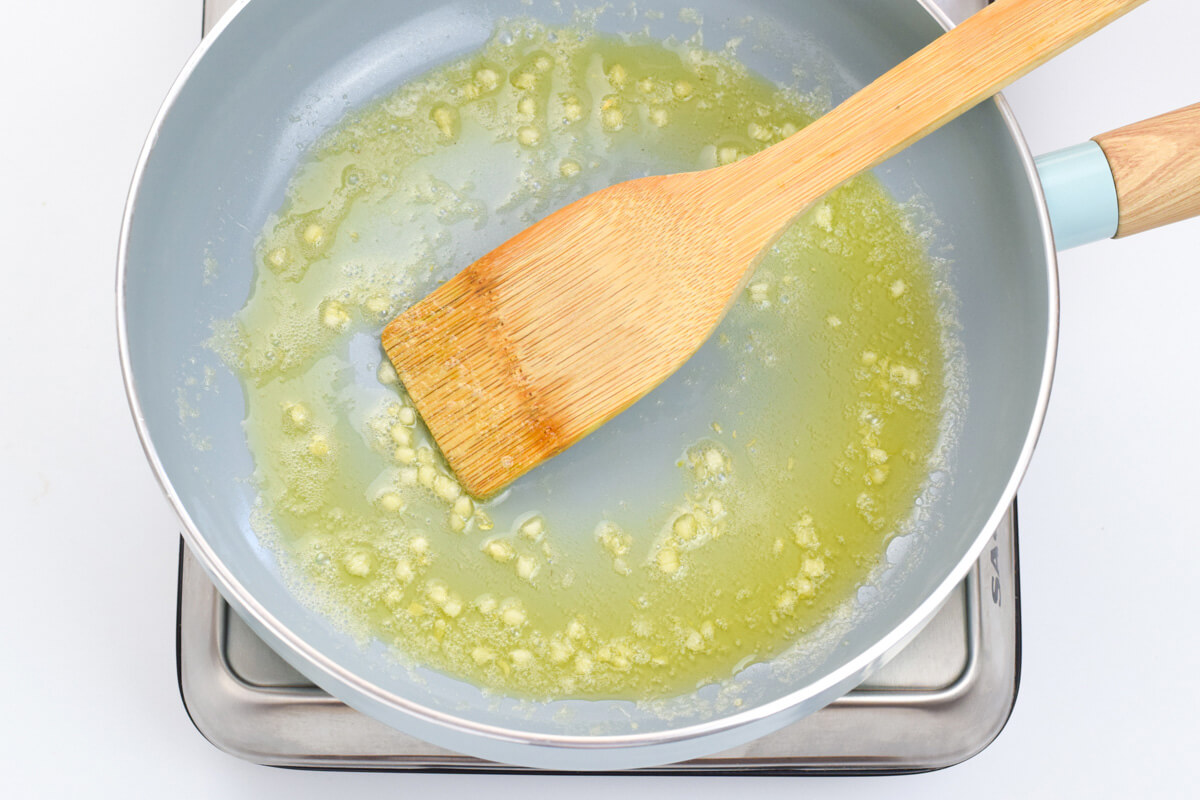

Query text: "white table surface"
[2, 0, 1197, 797]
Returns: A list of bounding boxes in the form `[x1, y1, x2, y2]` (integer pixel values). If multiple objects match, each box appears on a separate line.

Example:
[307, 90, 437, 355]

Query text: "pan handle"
[1035, 103, 1200, 249]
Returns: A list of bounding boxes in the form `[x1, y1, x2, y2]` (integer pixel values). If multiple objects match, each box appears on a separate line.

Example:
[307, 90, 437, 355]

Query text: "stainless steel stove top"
[179, 0, 1017, 775]
[178, 509, 1018, 774]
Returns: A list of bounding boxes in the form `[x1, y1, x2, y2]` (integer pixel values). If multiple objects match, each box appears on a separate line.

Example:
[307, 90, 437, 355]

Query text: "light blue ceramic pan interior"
[119, 0, 1057, 769]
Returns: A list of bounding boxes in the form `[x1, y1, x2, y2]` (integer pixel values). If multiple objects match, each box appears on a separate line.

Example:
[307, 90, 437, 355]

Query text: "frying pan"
[117, 0, 1197, 770]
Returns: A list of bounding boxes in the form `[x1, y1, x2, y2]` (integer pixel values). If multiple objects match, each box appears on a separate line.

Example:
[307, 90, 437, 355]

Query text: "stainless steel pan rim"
[117, 0, 1058, 768]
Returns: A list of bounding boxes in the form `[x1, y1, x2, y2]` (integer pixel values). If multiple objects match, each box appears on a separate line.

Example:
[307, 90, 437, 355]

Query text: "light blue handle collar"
[1034, 141, 1119, 250]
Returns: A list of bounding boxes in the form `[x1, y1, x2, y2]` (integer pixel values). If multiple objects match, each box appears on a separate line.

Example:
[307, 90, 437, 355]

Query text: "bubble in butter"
[212, 19, 958, 700]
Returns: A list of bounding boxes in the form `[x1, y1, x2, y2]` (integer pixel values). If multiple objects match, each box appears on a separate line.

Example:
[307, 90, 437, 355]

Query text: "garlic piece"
[484, 539, 515, 563]
[344, 551, 371, 577]
[377, 491, 404, 513]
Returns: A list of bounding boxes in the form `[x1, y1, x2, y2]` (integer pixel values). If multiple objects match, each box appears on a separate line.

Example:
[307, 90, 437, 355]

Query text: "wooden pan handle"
[1093, 103, 1200, 238]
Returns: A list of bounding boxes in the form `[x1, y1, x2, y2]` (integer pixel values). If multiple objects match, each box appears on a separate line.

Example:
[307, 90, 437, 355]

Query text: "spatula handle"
[726, 0, 1149, 234]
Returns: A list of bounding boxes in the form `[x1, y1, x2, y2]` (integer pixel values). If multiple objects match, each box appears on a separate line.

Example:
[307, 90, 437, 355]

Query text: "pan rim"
[116, 0, 1059, 765]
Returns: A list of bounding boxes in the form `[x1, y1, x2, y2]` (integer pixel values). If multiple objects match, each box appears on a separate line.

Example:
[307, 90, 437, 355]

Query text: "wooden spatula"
[383, 0, 1147, 498]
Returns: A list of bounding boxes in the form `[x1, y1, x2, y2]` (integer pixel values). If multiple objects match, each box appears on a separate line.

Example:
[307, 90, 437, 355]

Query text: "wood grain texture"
[384, 0, 1148, 498]
[1093, 103, 1200, 238]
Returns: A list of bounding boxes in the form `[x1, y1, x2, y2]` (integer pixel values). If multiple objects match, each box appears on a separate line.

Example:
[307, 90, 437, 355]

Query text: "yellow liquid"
[214, 21, 953, 699]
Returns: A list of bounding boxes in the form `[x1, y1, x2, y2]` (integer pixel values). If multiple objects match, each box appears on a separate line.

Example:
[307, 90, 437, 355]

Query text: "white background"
[2, 0, 1197, 797]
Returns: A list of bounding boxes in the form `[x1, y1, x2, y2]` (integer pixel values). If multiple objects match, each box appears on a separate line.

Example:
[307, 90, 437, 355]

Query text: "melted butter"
[215, 20, 954, 700]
